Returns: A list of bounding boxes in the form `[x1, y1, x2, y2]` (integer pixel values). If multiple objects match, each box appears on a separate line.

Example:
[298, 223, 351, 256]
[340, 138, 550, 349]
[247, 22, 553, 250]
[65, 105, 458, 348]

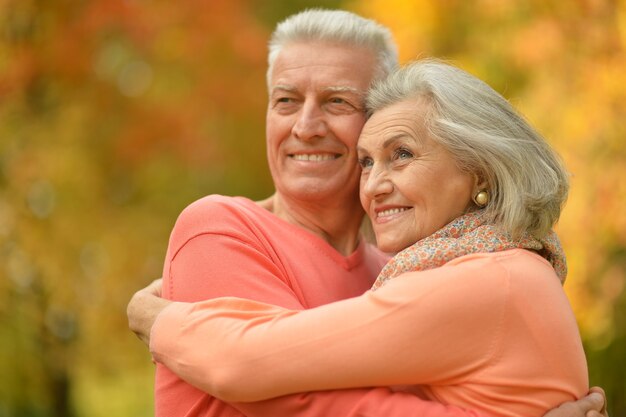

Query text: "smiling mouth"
[289, 154, 340, 162]
[377, 207, 410, 218]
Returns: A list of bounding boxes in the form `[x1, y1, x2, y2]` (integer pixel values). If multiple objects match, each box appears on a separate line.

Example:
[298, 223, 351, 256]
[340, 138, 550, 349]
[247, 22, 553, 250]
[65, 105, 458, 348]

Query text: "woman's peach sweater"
[152, 248, 588, 417]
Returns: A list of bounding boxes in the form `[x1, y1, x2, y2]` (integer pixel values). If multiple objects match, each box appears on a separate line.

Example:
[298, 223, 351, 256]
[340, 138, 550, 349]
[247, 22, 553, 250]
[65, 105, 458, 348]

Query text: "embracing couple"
[127, 9, 608, 417]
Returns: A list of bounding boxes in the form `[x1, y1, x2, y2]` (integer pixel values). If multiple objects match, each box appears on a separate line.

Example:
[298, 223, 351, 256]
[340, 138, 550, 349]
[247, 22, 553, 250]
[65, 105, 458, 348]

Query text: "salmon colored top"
[152, 245, 588, 417]
[155, 195, 483, 417]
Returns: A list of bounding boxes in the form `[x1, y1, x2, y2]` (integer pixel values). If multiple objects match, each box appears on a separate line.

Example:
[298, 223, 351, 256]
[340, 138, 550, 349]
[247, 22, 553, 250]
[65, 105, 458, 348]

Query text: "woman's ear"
[472, 173, 488, 195]
[470, 173, 490, 208]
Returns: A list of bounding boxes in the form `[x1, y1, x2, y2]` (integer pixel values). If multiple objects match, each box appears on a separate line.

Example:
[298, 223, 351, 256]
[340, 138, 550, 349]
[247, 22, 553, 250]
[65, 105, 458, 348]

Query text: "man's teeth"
[292, 154, 336, 161]
[378, 208, 408, 217]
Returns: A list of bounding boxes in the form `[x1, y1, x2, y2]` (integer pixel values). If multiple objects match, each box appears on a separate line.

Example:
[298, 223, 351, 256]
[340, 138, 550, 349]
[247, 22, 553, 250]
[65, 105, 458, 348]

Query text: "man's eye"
[273, 97, 299, 110]
[326, 97, 360, 114]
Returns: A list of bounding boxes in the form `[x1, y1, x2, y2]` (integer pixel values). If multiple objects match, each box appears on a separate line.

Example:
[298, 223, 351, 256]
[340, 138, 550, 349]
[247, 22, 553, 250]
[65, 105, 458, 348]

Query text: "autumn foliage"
[1, 0, 624, 415]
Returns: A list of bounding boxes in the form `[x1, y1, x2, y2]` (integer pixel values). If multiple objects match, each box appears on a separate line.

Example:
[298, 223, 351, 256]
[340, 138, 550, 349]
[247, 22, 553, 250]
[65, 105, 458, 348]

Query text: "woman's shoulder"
[441, 249, 567, 311]
[446, 249, 557, 280]
[394, 249, 560, 304]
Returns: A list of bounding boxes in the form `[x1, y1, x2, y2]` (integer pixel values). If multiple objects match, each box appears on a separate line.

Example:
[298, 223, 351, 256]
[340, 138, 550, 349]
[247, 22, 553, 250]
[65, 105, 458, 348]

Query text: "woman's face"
[358, 98, 476, 253]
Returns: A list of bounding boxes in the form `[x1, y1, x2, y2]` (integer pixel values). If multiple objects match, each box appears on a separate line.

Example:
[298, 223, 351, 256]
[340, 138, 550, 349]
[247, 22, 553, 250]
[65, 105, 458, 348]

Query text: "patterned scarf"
[372, 210, 567, 290]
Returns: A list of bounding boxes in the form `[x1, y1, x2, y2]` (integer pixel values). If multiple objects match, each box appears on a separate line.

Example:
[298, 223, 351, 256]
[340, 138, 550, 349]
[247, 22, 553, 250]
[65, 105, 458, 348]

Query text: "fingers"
[584, 392, 606, 411]
[146, 278, 163, 297]
[544, 401, 581, 417]
[127, 278, 167, 347]
[588, 386, 606, 396]
[544, 391, 607, 417]
[587, 386, 608, 416]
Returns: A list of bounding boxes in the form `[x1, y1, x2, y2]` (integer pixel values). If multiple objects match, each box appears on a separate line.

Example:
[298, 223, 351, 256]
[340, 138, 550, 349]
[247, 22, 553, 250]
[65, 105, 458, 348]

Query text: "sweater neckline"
[234, 196, 366, 270]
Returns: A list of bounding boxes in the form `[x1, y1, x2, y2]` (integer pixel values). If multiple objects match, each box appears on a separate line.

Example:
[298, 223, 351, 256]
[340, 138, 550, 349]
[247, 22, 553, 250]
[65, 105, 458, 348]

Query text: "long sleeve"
[152, 249, 587, 417]
[152, 257, 502, 402]
[231, 389, 485, 417]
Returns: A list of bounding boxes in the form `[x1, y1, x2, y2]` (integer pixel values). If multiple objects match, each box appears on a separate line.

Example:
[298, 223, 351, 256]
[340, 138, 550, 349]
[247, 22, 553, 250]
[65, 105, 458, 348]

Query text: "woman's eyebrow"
[357, 134, 408, 155]
[324, 86, 365, 99]
[381, 134, 411, 148]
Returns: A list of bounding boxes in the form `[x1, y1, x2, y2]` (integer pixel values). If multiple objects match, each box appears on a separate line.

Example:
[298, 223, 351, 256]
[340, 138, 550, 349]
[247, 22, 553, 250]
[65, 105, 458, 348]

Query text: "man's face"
[266, 41, 377, 205]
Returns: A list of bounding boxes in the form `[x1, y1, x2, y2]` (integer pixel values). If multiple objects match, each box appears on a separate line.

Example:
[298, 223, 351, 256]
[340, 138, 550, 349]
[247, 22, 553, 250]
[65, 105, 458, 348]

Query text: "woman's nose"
[362, 165, 393, 199]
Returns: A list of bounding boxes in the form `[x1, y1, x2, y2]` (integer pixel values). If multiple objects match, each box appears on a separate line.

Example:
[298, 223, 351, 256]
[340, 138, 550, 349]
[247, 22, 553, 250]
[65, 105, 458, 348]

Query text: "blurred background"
[0, 0, 624, 416]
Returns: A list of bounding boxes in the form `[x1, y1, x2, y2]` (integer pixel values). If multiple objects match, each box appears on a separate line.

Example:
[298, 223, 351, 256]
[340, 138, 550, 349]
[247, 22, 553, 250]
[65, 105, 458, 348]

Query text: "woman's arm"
[135, 281, 607, 417]
[151, 260, 502, 402]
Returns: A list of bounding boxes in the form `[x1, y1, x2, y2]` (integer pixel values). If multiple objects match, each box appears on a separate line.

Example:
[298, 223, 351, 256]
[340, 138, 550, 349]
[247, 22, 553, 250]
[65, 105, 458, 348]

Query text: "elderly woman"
[141, 60, 590, 416]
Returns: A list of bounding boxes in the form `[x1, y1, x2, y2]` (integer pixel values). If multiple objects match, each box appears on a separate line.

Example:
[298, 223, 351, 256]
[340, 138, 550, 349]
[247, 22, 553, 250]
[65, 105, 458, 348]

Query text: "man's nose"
[292, 101, 328, 141]
[362, 164, 393, 199]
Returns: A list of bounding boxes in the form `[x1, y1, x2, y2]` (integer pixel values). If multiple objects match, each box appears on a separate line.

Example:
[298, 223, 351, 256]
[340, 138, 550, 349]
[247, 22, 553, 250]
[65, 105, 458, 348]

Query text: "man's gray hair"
[367, 59, 569, 239]
[267, 9, 398, 87]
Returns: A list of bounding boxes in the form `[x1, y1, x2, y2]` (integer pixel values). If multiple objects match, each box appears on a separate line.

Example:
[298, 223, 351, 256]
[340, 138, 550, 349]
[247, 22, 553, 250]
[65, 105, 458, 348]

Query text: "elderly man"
[128, 9, 607, 417]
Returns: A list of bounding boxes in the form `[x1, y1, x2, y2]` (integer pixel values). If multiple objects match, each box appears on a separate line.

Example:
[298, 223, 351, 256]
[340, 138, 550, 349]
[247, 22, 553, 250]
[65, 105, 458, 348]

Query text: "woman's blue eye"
[358, 157, 373, 169]
[395, 148, 413, 159]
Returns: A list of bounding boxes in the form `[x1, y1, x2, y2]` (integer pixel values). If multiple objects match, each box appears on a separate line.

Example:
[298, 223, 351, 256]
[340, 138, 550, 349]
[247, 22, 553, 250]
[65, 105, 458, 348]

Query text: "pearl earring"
[473, 190, 489, 207]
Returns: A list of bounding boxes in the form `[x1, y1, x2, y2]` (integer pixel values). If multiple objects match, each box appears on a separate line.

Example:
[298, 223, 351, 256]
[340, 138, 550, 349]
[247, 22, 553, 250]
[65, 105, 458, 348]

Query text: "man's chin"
[278, 181, 358, 203]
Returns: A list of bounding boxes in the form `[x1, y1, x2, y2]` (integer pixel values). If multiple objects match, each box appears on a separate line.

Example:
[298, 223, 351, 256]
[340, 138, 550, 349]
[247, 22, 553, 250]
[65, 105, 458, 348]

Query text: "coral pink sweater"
[154, 195, 483, 417]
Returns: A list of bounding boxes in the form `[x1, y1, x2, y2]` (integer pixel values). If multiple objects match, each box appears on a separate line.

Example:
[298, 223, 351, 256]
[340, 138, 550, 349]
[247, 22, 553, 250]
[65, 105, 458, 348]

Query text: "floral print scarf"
[372, 210, 567, 290]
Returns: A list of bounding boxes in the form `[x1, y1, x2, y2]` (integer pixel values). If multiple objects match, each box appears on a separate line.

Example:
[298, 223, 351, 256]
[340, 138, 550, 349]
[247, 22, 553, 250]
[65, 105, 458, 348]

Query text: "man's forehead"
[269, 42, 376, 92]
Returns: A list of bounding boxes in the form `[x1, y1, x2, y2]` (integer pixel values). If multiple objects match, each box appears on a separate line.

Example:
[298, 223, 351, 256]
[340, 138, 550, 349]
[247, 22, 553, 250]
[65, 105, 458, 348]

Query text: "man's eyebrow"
[270, 85, 297, 94]
[270, 85, 365, 97]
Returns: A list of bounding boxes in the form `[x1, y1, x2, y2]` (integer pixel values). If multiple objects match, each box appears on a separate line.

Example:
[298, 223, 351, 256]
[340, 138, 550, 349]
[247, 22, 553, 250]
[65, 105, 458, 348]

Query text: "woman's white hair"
[367, 59, 569, 239]
[267, 9, 398, 87]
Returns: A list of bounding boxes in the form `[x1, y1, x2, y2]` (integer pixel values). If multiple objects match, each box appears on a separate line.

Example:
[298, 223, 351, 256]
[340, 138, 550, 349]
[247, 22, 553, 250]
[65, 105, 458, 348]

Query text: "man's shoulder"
[182, 194, 246, 217]
[168, 194, 265, 245]
[176, 194, 263, 226]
